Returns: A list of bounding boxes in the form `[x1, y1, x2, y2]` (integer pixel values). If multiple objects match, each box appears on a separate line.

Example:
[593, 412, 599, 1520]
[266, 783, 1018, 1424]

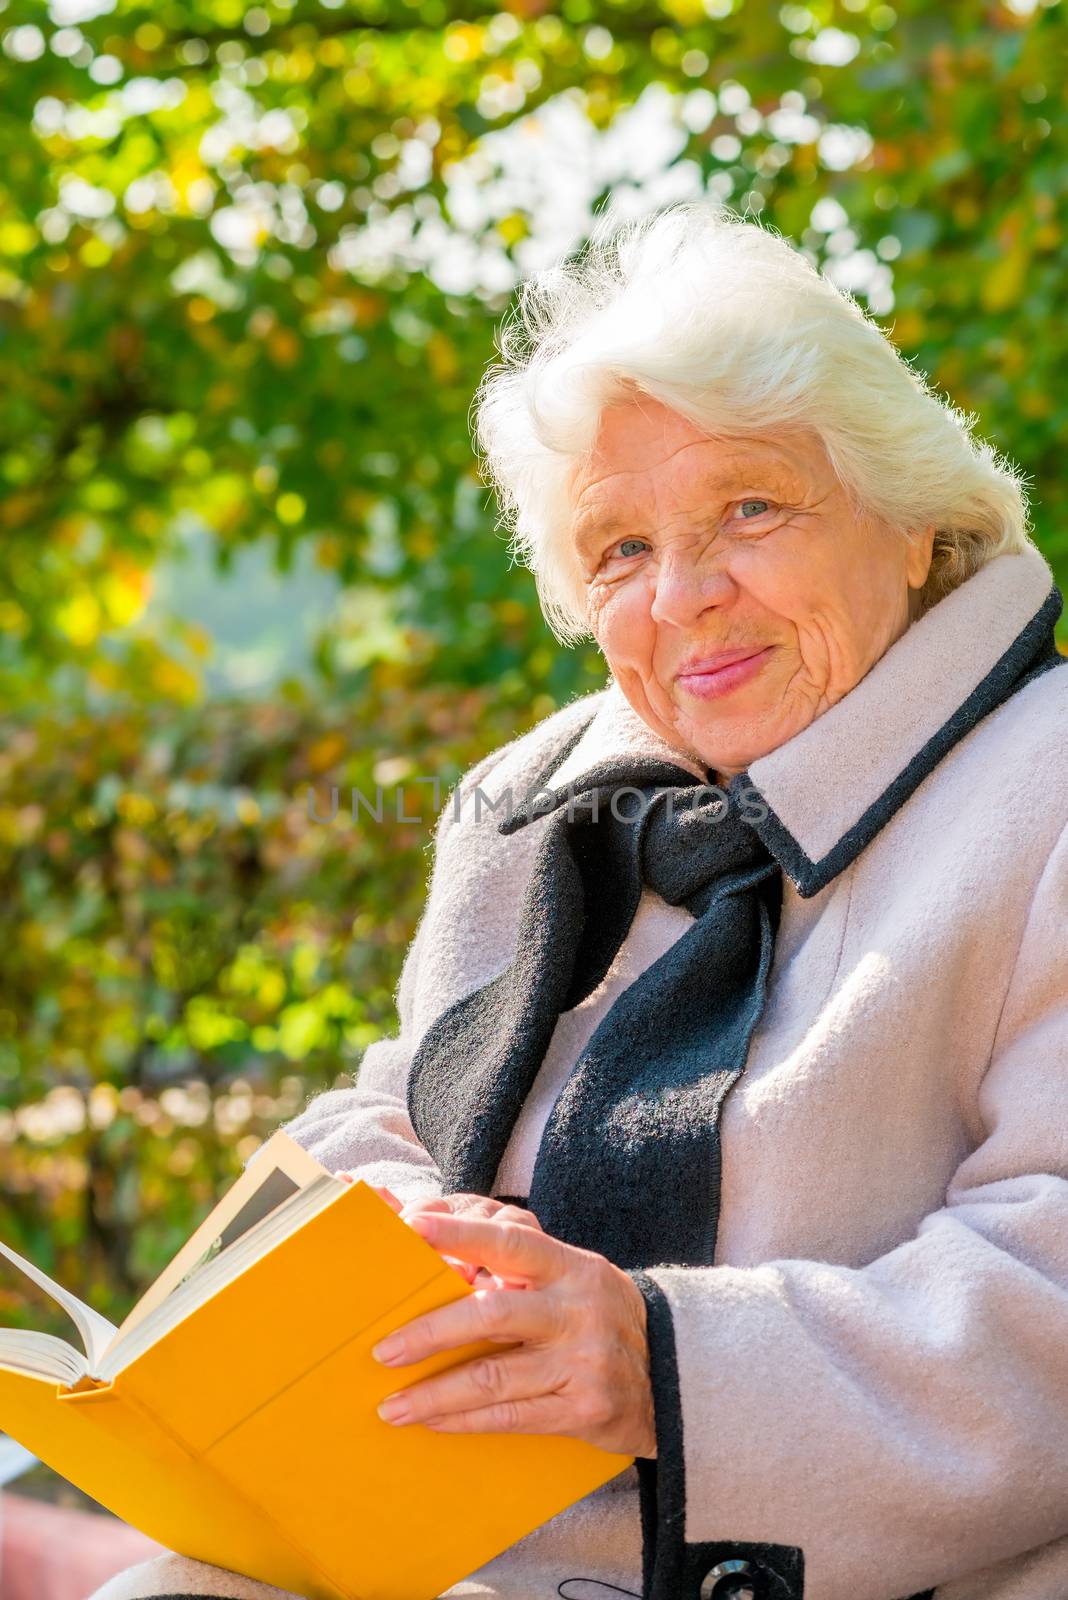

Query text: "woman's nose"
[648, 547, 737, 628]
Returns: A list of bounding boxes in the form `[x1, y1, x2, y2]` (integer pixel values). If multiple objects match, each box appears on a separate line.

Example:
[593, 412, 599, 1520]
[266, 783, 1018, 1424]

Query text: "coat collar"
[501, 542, 1064, 898]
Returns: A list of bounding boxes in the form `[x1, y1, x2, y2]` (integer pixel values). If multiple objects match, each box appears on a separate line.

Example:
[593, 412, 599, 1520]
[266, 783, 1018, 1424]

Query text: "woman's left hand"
[371, 1211, 656, 1459]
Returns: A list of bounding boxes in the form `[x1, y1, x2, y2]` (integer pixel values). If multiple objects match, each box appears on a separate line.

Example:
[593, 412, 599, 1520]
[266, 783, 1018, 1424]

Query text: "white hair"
[471, 201, 1033, 646]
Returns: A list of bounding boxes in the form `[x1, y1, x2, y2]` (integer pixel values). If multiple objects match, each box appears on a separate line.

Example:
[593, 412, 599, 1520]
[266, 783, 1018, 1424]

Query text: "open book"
[0, 1133, 631, 1600]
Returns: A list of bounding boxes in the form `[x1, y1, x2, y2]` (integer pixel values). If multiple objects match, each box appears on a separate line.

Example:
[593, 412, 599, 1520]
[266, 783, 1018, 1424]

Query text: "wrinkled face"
[569, 396, 935, 779]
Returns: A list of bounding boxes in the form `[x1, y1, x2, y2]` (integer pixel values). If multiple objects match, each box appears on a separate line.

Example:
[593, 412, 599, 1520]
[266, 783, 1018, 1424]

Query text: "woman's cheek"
[584, 580, 612, 642]
[587, 574, 647, 656]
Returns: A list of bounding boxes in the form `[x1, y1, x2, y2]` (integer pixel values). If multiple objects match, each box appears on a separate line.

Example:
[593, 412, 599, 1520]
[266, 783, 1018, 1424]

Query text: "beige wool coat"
[98, 539, 1068, 1600]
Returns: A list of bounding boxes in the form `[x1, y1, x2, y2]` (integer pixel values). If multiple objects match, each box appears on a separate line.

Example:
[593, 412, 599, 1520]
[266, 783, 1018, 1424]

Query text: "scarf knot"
[634, 783, 775, 912]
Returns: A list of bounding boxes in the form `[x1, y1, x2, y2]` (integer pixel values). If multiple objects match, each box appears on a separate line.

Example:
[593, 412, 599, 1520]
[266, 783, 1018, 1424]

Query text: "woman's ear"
[905, 523, 937, 592]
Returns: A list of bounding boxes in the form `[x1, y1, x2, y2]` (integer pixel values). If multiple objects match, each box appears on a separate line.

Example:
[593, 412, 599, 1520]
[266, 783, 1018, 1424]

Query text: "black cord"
[557, 1582, 642, 1599]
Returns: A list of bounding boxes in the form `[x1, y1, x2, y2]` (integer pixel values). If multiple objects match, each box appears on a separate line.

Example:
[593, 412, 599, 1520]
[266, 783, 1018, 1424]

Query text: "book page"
[0, 1328, 89, 1386]
[112, 1132, 327, 1347]
[0, 1238, 115, 1373]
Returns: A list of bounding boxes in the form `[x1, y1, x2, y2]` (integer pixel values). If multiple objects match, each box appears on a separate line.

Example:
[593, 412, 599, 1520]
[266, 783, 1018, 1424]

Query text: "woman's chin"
[675, 700, 786, 779]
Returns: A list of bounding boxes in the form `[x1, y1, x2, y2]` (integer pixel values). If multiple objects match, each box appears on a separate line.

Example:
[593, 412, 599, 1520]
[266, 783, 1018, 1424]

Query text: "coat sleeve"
[276, 912, 444, 1203]
[273, 748, 508, 1205]
[632, 817, 1068, 1600]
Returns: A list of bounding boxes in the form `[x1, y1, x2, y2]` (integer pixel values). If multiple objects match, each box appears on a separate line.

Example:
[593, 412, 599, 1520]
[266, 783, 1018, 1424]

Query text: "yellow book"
[0, 1132, 631, 1599]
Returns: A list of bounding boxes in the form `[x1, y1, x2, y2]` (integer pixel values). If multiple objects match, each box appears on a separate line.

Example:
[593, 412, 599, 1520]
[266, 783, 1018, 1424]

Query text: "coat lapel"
[735, 543, 1064, 896]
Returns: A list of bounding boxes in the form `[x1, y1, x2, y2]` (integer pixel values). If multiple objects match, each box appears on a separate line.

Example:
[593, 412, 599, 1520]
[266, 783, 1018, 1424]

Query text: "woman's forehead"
[569, 425, 825, 516]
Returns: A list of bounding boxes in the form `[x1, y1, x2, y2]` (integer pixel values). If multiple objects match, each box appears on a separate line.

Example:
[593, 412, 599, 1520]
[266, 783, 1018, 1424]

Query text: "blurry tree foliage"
[0, 0, 1064, 1327]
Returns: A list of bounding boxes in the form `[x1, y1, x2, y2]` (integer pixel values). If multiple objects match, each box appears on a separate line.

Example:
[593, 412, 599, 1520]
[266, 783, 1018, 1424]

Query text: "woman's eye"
[738, 499, 771, 518]
[612, 538, 648, 559]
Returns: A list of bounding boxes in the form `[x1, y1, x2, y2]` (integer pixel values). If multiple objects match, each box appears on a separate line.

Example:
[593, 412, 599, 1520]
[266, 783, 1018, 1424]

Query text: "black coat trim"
[628, 1270, 806, 1600]
[735, 585, 1066, 899]
[629, 1273, 938, 1600]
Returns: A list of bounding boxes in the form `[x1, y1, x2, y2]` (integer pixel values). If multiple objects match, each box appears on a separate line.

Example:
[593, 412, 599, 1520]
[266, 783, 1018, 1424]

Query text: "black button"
[699, 1558, 758, 1599]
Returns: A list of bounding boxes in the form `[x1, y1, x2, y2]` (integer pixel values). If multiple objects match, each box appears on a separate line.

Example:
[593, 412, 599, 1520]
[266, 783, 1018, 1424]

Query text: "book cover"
[0, 1137, 632, 1599]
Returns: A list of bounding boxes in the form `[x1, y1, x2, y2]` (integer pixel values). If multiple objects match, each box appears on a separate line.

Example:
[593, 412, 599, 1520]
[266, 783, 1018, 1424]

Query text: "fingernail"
[377, 1394, 410, 1424]
[408, 1214, 437, 1236]
[371, 1336, 403, 1364]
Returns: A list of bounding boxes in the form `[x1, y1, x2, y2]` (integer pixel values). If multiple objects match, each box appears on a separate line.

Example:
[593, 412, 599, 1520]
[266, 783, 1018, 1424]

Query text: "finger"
[493, 1204, 544, 1233]
[442, 1254, 481, 1285]
[400, 1194, 542, 1231]
[395, 1200, 500, 1282]
[399, 1195, 455, 1222]
[407, 1212, 568, 1286]
[424, 1394, 577, 1437]
[371, 1284, 551, 1367]
[377, 1348, 555, 1427]
[369, 1185, 403, 1213]
[430, 1205, 542, 1287]
[495, 1202, 544, 1232]
[465, 1269, 530, 1293]
[401, 1197, 487, 1276]
[471, 1259, 531, 1292]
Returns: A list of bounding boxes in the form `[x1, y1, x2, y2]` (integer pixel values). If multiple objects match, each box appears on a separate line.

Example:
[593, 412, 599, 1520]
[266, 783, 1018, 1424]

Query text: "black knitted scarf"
[408, 757, 782, 1270]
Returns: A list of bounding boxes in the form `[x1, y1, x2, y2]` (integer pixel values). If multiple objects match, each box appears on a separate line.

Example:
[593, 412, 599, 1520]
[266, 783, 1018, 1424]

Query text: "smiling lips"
[675, 646, 772, 699]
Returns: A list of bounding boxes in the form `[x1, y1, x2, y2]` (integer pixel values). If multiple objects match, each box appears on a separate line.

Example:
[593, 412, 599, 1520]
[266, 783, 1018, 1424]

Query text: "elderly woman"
[97, 203, 1068, 1600]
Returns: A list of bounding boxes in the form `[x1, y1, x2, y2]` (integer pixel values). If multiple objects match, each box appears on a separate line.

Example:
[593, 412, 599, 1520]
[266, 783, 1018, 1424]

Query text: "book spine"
[58, 1376, 113, 1400]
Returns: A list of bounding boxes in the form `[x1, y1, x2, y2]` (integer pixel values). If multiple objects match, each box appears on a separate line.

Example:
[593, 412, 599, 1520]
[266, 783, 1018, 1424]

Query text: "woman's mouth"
[675, 647, 773, 700]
